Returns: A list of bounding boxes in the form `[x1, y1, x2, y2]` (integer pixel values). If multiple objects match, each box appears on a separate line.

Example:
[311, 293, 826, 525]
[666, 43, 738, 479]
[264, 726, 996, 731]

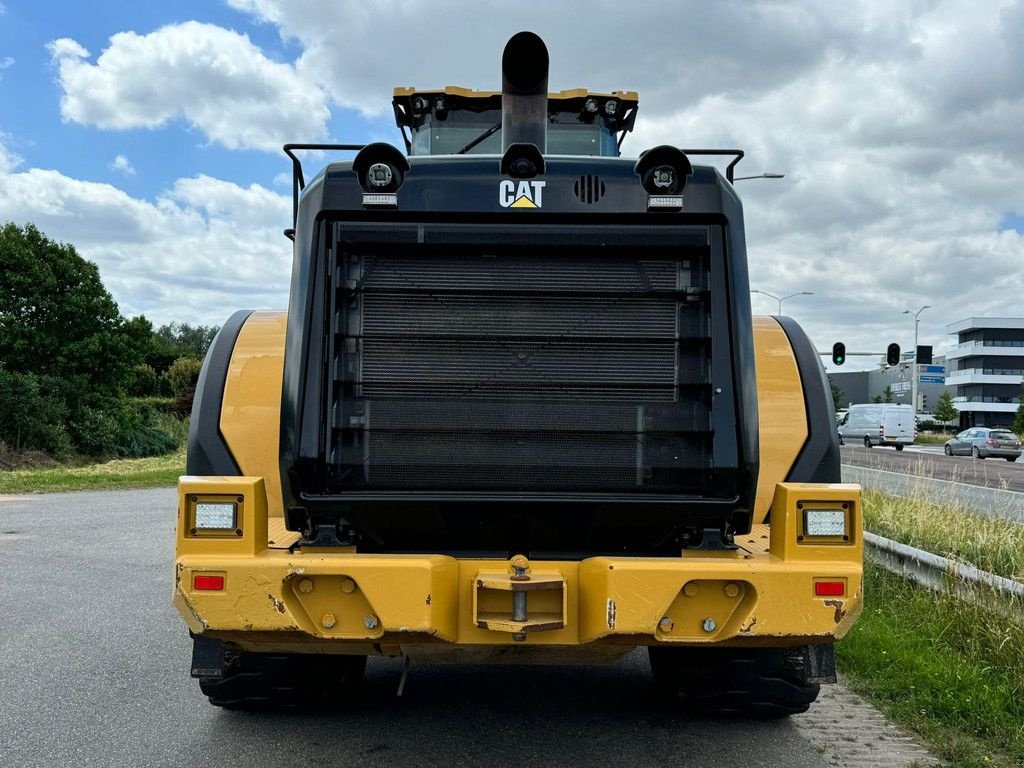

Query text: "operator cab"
[392, 87, 638, 157]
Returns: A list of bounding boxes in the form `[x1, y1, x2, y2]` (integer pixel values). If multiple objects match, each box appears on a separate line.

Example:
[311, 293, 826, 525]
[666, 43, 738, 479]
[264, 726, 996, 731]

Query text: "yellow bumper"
[175, 478, 863, 652]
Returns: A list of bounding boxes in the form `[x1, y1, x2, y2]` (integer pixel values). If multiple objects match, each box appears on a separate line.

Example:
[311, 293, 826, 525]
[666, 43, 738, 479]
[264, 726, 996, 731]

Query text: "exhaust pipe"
[501, 31, 548, 153]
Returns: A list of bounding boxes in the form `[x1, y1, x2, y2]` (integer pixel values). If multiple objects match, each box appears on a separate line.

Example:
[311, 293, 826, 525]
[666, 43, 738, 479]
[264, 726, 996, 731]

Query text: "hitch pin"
[511, 562, 529, 622]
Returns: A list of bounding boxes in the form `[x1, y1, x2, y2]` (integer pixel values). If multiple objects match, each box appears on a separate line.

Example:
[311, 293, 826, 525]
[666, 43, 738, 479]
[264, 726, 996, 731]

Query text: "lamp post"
[903, 305, 931, 413]
[733, 173, 786, 181]
[750, 289, 814, 316]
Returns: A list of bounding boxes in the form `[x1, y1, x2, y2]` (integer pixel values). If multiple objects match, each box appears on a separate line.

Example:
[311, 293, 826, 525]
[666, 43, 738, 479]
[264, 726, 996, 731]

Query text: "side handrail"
[283, 143, 366, 235]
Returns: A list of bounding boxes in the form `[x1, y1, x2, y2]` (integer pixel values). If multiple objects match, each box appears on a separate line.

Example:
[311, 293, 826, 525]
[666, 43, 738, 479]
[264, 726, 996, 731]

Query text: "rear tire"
[198, 648, 366, 710]
[895, 444, 904, 452]
[944, 445, 953, 456]
[972, 446, 983, 459]
[863, 436, 872, 448]
[648, 646, 820, 718]
[1008, 457, 1018, 463]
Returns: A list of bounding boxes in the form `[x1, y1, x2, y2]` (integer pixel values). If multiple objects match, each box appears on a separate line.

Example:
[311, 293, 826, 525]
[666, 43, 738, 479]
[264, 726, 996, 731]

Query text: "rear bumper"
[980, 448, 1021, 459]
[174, 478, 863, 653]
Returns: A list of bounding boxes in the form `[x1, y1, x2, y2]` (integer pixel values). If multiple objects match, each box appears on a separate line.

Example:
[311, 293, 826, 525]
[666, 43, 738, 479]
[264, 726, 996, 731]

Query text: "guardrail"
[864, 531, 1024, 606]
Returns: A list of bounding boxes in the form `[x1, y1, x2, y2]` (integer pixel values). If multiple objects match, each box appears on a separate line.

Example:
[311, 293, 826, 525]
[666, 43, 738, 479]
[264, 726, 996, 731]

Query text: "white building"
[945, 317, 1024, 428]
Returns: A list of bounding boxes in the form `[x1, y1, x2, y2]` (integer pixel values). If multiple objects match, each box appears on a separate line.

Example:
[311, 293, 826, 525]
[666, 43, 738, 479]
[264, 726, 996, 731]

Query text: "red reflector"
[815, 581, 845, 596]
[194, 575, 224, 591]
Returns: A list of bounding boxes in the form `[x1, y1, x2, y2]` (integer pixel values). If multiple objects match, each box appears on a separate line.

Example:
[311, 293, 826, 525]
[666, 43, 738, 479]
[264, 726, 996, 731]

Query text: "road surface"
[0, 488, 936, 768]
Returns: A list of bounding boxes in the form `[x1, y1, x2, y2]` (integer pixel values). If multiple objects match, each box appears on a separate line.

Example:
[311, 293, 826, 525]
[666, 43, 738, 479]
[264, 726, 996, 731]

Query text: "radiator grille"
[327, 231, 713, 494]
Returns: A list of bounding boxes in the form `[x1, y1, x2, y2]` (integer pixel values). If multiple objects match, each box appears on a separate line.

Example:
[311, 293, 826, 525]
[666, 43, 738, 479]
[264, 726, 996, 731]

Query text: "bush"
[132, 396, 177, 414]
[127, 364, 161, 397]
[165, 357, 203, 398]
[67, 398, 179, 459]
[0, 369, 72, 455]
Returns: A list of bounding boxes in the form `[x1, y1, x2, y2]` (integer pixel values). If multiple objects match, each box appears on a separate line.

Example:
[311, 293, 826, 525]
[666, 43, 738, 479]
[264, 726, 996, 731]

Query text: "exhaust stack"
[501, 32, 549, 153]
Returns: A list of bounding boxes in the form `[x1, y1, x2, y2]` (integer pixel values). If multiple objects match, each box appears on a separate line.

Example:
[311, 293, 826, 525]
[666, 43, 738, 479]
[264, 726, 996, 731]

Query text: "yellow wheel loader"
[174, 32, 861, 715]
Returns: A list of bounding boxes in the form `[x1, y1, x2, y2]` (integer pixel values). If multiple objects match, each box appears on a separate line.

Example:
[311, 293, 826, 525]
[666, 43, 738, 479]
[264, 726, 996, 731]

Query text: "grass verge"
[838, 563, 1024, 768]
[914, 432, 954, 445]
[0, 447, 184, 494]
[862, 488, 1024, 581]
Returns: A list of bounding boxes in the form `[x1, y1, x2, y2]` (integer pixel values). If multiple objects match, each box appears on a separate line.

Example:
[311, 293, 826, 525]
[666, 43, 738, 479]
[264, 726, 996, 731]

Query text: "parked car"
[944, 428, 1021, 461]
[837, 403, 915, 450]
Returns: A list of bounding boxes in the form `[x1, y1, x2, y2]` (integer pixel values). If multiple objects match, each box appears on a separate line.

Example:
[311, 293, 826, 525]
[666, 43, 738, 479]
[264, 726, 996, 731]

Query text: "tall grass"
[839, 564, 1024, 767]
[862, 488, 1024, 581]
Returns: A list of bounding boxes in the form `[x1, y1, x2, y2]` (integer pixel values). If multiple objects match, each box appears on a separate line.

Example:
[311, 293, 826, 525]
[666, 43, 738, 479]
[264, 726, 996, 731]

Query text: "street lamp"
[733, 173, 786, 181]
[750, 289, 814, 316]
[903, 305, 931, 413]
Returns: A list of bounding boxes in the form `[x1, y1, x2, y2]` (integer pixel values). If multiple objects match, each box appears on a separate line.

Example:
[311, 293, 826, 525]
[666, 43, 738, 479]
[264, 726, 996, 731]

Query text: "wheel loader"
[175, 32, 862, 715]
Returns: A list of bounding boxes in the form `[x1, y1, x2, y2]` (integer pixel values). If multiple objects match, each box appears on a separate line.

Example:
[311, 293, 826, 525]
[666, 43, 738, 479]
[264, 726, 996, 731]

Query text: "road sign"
[919, 365, 945, 374]
[920, 375, 945, 384]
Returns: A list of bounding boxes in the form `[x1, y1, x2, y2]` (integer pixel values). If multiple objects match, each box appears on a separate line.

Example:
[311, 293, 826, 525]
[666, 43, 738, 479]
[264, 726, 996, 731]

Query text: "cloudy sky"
[1, 0, 1022, 370]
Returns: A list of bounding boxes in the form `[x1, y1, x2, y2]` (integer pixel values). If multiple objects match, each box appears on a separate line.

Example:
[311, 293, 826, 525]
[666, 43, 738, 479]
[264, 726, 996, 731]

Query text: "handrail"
[282, 143, 365, 235]
[678, 149, 745, 182]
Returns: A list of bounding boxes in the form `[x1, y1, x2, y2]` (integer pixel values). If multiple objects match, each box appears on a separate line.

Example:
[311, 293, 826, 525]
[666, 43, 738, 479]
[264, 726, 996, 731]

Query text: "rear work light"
[814, 580, 845, 596]
[194, 502, 237, 530]
[193, 575, 224, 591]
[804, 508, 847, 537]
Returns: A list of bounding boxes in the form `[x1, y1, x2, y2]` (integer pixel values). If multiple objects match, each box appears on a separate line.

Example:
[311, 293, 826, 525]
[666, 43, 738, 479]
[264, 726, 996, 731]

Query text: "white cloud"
[0, 57, 13, 77]
[0, 136, 293, 325]
[109, 154, 135, 176]
[48, 21, 331, 151]
[2, 0, 1022, 360]
[220, 0, 1024, 360]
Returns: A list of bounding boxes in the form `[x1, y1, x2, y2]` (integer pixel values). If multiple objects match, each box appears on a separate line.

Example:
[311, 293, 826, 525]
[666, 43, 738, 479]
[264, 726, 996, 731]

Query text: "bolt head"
[364, 615, 379, 630]
[702, 617, 717, 633]
[322, 613, 336, 629]
[298, 578, 314, 594]
[341, 578, 356, 594]
[724, 583, 740, 598]
[683, 582, 699, 597]
[659, 616, 674, 632]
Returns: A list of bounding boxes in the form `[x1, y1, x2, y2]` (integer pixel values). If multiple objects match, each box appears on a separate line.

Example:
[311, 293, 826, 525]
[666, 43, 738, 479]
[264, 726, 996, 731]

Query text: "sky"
[1, 0, 1022, 370]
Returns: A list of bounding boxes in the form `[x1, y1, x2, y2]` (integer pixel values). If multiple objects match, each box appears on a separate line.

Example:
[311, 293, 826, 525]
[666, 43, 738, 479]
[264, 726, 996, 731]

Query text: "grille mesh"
[328, 236, 712, 494]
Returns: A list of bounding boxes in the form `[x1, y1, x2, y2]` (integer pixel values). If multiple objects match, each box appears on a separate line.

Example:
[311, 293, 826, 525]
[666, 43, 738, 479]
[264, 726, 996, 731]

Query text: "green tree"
[1013, 383, 1024, 436]
[870, 386, 894, 404]
[828, 377, 845, 412]
[933, 390, 958, 425]
[0, 222, 163, 456]
[148, 322, 218, 371]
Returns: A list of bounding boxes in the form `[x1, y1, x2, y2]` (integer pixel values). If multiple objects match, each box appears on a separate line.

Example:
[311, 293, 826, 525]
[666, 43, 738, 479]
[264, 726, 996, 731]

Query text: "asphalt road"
[0, 488, 916, 768]
[840, 443, 1024, 492]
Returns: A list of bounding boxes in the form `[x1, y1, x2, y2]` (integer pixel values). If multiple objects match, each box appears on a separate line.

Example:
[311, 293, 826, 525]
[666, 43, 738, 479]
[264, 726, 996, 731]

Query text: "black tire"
[648, 646, 820, 718]
[944, 445, 953, 456]
[895, 444, 904, 452]
[198, 649, 366, 709]
[1008, 457, 1018, 463]
[972, 446, 983, 459]
[863, 436, 872, 448]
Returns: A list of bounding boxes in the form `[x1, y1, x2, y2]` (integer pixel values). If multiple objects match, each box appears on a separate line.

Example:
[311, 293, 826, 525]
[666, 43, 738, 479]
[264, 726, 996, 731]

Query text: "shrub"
[0, 369, 72, 455]
[165, 357, 203, 398]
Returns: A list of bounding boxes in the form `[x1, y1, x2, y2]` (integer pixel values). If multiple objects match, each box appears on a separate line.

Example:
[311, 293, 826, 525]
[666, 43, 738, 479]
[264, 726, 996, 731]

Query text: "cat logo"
[499, 179, 546, 209]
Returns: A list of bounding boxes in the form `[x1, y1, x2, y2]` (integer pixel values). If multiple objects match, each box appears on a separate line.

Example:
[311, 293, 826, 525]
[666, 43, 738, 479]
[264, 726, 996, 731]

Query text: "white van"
[837, 403, 915, 450]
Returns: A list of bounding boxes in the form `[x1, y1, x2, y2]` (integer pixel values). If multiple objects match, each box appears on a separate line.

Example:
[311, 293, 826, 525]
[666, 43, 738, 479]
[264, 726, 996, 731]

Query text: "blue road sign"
[920, 375, 945, 384]
[919, 365, 945, 374]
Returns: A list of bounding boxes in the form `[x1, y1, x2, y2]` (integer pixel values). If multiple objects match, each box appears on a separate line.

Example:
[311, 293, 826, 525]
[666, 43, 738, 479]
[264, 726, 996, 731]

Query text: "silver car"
[944, 427, 1021, 461]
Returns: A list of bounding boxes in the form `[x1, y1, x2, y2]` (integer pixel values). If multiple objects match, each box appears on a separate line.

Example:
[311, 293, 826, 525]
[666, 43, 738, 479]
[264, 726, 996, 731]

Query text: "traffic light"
[886, 343, 901, 366]
[831, 342, 846, 365]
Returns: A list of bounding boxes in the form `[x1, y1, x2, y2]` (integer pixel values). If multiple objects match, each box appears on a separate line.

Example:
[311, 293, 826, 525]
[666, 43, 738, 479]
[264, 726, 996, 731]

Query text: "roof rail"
[678, 149, 745, 183]
[282, 143, 365, 239]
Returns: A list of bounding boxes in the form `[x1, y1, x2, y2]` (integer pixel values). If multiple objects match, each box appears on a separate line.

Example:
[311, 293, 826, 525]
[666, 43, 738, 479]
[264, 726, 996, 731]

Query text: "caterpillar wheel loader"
[175, 31, 861, 716]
